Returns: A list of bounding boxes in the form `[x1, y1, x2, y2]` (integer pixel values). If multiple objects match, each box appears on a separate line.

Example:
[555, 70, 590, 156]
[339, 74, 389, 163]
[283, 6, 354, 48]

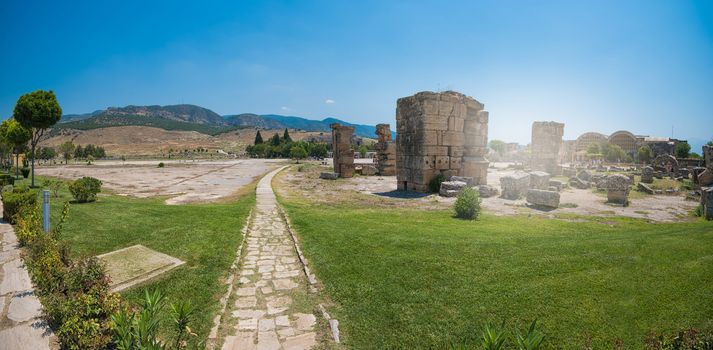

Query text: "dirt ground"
[275, 161, 699, 222]
[35, 159, 285, 204]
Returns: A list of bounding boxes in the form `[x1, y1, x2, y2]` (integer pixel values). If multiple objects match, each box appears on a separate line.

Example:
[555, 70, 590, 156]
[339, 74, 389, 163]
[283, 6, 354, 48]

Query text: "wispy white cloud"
[324, 99, 336, 104]
[281, 106, 292, 112]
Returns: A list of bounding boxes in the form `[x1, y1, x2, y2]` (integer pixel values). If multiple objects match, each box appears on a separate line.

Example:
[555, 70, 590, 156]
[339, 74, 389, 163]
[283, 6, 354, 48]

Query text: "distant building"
[571, 130, 685, 161]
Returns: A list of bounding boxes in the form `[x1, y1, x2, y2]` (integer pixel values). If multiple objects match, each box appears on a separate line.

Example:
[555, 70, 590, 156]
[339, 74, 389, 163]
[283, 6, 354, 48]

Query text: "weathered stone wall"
[331, 123, 355, 178]
[531, 121, 564, 174]
[374, 124, 396, 176]
[704, 145, 713, 170]
[395, 91, 489, 192]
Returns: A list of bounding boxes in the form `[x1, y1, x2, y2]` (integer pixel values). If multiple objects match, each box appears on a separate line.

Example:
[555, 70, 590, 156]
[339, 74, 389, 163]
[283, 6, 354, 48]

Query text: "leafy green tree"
[289, 144, 307, 163]
[358, 144, 369, 158]
[74, 145, 84, 159]
[690, 152, 702, 159]
[13, 90, 62, 187]
[310, 143, 328, 158]
[59, 141, 75, 164]
[637, 145, 653, 164]
[604, 144, 627, 162]
[707, 140, 713, 146]
[38, 146, 56, 160]
[0, 119, 31, 179]
[489, 139, 506, 156]
[282, 128, 292, 143]
[586, 143, 600, 155]
[254, 130, 263, 144]
[675, 141, 691, 158]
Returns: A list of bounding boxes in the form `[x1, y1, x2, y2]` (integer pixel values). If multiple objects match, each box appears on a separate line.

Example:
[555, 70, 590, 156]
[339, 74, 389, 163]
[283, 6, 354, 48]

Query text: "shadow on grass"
[373, 190, 431, 199]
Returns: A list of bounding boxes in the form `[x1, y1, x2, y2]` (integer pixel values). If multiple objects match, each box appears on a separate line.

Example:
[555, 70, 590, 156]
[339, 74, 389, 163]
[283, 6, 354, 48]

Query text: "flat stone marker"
[97, 244, 184, 292]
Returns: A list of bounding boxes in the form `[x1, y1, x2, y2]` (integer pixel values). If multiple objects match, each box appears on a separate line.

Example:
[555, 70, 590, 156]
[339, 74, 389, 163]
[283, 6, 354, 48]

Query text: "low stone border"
[277, 203, 341, 344]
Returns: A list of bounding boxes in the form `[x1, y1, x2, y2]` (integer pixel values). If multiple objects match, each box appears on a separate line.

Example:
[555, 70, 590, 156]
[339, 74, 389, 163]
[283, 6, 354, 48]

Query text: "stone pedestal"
[641, 166, 654, 184]
[500, 172, 530, 199]
[702, 187, 713, 220]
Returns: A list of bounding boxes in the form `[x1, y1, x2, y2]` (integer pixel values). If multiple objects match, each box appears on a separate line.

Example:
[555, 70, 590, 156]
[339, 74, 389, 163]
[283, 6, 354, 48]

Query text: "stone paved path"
[0, 206, 56, 350]
[220, 167, 319, 350]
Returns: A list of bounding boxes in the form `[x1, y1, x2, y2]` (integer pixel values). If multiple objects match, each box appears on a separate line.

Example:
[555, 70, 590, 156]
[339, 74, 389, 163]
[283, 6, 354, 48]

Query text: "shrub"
[43, 178, 64, 198]
[158, 162, 165, 168]
[454, 187, 481, 220]
[0, 173, 14, 186]
[68, 177, 102, 203]
[21, 167, 30, 178]
[2, 186, 38, 224]
[429, 174, 447, 193]
[1, 185, 13, 195]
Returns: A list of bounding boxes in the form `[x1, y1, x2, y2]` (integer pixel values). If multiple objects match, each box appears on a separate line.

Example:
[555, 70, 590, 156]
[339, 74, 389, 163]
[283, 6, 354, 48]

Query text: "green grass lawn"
[280, 199, 713, 349]
[20, 176, 255, 344]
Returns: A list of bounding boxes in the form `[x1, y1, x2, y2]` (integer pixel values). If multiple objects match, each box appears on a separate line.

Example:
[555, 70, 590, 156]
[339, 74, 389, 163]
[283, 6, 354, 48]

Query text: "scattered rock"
[641, 166, 654, 184]
[526, 189, 560, 209]
[450, 176, 475, 187]
[702, 187, 713, 220]
[439, 181, 467, 197]
[699, 169, 713, 187]
[500, 172, 530, 199]
[478, 185, 499, 198]
[529, 171, 551, 190]
[569, 177, 590, 189]
[361, 165, 378, 176]
[548, 180, 565, 192]
[577, 170, 592, 182]
[637, 182, 654, 194]
[603, 174, 631, 205]
[319, 172, 339, 180]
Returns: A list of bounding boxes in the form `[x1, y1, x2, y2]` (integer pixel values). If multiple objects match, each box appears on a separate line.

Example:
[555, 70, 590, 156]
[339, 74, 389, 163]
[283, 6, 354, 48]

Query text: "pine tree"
[254, 130, 264, 145]
[283, 128, 292, 143]
[270, 133, 281, 146]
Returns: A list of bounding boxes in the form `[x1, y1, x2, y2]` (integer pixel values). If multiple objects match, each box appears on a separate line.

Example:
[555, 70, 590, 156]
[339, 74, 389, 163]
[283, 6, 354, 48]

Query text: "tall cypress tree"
[254, 130, 263, 145]
[283, 128, 292, 142]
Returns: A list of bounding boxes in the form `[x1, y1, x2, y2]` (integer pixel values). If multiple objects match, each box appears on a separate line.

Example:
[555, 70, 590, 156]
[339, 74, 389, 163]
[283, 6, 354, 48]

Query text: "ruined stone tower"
[395, 91, 489, 192]
[331, 123, 355, 178]
[530, 121, 564, 174]
[374, 124, 396, 176]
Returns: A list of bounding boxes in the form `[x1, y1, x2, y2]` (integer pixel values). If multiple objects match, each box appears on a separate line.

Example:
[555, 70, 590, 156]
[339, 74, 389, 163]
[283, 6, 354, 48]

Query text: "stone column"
[531, 121, 565, 175]
[330, 123, 355, 178]
[704, 145, 712, 170]
[374, 124, 396, 176]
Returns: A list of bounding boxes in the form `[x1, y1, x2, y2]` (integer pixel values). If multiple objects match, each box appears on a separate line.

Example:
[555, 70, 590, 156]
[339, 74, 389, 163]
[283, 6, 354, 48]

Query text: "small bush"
[0, 174, 14, 186]
[2, 187, 38, 224]
[1, 185, 13, 195]
[429, 174, 447, 193]
[21, 167, 30, 178]
[68, 177, 102, 203]
[43, 179, 64, 198]
[158, 162, 165, 168]
[454, 187, 481, 220]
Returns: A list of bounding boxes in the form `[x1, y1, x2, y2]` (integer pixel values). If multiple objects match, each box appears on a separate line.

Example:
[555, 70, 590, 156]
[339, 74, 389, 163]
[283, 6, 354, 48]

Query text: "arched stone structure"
[608, 130, 638, 156]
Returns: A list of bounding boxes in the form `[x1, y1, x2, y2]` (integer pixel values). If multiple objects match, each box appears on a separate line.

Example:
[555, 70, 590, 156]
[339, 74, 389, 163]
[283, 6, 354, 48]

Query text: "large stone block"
[320, 172, 339, 180]
[439, 181, 467, 197]
[450, 176, 474, 186]
[529, 171, 551, 190]
[704, 145, 713, 169]
[331, 123, 355, 178]
[699, 169, 713, 187]
[526, 189, 560, 208]
[604, 174, 631, 205]
[500, 172, 530, 199]
[702, 187, 713, 220]
[478, 184, 499, 198]
[641, 166, 654, 184]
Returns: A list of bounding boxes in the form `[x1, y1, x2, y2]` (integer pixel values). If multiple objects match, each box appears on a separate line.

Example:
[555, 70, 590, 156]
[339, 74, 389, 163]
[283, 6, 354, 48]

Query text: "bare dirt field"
[275, 161, 699, 222]
[41, 126, 329, 156]
[36, 159, 285, 204]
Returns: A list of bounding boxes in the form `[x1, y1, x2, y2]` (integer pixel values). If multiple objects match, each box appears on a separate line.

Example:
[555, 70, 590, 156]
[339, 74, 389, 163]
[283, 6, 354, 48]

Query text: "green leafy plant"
[454, 187, 481, 220]
[481, 322, 508, 350]
[429, 173, 446, 193]
[2, 186, 38, 224]
[68, 176, 102, 203]
[515, 320, 545, 350]
[43, 178, 64, 198]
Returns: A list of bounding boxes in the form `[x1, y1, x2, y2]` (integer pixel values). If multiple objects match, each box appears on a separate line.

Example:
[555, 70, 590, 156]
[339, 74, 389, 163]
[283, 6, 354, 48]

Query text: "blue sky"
[1, 0, 712, 150]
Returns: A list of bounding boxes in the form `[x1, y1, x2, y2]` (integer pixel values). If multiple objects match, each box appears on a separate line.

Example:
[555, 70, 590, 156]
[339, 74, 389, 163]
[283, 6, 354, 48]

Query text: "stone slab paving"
[220, 167, 318, 350]
[0, 207, 56, 350]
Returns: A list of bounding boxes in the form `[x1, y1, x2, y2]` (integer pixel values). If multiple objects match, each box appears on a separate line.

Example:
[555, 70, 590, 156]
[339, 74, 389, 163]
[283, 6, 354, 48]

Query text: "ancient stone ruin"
[374, 124, 396, 176]
[603, 174, 631, 205]
[704, 145, 712, 169]
[500, 172, 530, 199]
[526, 189, 560, 208]
[641, 166, 654, 184]
[702, 187, 713, 220]
[396, 91, 489, 192]
[531, 121, 564, 174]
[529, 171, 551, 190]
[331, 123, 355, 178]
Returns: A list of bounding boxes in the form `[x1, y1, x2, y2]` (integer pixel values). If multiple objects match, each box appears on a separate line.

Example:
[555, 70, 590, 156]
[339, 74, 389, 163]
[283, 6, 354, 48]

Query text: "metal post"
[43, 190, 50, 233]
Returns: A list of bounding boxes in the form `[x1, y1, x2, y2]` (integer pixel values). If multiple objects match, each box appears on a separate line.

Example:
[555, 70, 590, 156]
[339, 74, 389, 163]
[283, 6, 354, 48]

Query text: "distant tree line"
[246, 129, 329, 160]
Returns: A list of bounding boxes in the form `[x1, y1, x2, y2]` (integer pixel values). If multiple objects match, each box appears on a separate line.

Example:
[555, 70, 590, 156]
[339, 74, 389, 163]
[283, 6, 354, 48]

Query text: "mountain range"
[57, 104, 388, 138]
